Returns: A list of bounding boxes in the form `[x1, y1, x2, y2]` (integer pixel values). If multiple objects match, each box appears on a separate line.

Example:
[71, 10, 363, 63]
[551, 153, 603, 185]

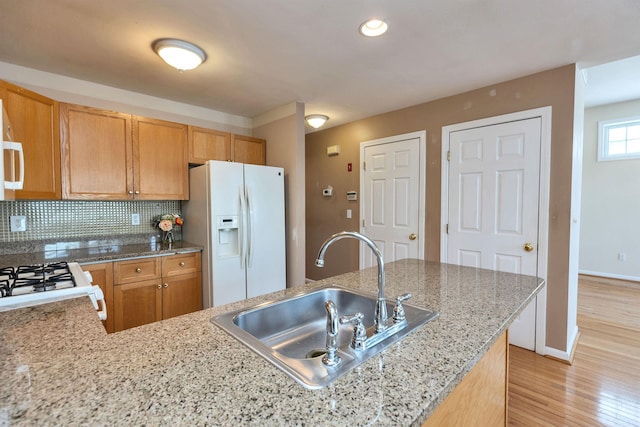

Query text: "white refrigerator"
[183, 160, 286, 308]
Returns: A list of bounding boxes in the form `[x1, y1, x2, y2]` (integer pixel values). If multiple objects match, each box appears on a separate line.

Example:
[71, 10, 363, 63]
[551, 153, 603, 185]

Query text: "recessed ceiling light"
[305, 114, 329, 129]
[359, 19, 388, 37]
[153, 39, 207, 71]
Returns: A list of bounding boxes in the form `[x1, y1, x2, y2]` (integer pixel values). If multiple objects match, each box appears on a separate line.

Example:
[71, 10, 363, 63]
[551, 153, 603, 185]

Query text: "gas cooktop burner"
[0, 261, 76, 298]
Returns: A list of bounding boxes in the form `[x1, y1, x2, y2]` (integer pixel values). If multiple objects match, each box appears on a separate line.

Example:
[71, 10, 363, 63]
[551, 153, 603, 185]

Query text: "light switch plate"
[10, 215, 26, 232]
[131, 213, 141, 226]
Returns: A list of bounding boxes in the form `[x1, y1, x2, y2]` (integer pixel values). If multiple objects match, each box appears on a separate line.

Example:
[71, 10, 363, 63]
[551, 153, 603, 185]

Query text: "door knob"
[523, 243, 534, 252]
[409, 233, 417, 241]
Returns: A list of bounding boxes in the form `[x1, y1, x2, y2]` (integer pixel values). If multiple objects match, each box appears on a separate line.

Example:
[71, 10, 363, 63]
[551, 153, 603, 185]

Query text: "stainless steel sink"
[211, 285, 438, 389]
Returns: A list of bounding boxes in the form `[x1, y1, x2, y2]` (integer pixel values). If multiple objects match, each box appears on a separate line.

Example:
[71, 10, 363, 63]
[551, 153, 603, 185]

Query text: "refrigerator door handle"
[245, 185, 254, 268]
[239, 187, 247, 268]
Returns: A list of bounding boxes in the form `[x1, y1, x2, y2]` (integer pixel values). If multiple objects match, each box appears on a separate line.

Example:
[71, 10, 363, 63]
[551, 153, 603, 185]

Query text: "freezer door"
[243, 164, 286, 298]
[208, 161, 248, 306]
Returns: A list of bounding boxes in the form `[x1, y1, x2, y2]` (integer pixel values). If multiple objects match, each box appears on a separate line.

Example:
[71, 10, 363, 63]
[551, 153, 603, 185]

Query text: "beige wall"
[306, 64, 577, 351]
[253, 102, 306, 288]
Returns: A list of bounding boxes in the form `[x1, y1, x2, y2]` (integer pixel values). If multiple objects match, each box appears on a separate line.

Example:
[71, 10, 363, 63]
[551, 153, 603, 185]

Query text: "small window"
[598, 116, 640, 161]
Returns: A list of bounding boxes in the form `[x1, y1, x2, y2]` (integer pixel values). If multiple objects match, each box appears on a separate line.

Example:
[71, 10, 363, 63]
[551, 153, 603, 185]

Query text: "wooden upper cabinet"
[0, 80, 61, 199]
[133, 116, 189, 200]
[60, 104, 189, 200]
[60, 103, 133, 200]
[187, 127, 266, 165]
[188, 126, 231, 164]
[232, 134, 266, 165]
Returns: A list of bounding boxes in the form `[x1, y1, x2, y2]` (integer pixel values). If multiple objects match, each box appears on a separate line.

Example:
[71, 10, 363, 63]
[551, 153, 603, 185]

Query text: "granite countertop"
[0, 259, 544, 426]
[0, 239, 202, 267]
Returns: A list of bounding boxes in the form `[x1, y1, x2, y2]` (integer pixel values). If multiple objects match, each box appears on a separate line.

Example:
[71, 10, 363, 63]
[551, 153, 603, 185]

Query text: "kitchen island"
[0, 259, 543, 426]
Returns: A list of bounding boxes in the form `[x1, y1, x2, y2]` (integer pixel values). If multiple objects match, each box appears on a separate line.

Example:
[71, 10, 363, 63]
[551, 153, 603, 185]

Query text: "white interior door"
[446, 118, 541, 350]
[360, 132, 426, 268]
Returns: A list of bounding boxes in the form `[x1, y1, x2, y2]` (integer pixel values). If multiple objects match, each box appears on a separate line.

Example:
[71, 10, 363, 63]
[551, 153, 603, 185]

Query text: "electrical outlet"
[10, 215, 26, 232]
[131, 213, 141, 226]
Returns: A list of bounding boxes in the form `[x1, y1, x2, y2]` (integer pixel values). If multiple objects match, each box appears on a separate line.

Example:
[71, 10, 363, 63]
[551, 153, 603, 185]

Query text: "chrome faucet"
[315, 231, 388, 333]
[322, 300, 341, 366]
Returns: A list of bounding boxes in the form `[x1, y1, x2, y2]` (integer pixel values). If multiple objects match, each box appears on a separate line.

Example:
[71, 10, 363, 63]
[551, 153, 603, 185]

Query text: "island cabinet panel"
[60, 103, 133, 199]
[188, 126, 231, 164]
[422, 332, 509, 427]
[81, 262, 115, 334]
[60, 104, 189, 200]
[0, 80, 61, 199]
[133, 116, 189, 200]
[232, 134, 266, 165]
[112, 253, 202, 332]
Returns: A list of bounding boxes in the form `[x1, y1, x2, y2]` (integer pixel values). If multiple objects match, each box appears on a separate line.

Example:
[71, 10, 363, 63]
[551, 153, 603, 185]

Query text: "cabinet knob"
[135, 191, 140, 194]
[157, 284, 162, 289]
[163, 283, 169, 288]
[135, 268, 142, 273]
[179, 262, 185, 267]
[128, 190, 134, 195]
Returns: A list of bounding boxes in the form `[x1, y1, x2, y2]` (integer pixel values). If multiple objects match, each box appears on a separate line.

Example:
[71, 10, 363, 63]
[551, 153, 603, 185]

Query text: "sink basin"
[211, 285, 438, 389]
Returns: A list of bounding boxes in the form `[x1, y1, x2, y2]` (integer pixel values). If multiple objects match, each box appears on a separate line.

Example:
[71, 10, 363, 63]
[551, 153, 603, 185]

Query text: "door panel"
[447, 118, 541, 350]
[362, 137, 421, 267]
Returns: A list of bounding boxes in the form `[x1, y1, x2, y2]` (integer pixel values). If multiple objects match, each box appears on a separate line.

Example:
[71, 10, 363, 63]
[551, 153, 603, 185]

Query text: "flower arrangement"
[153, 213, 183, 242]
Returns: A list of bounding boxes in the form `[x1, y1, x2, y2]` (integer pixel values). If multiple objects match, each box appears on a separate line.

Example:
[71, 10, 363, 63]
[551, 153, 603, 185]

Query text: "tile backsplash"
[0, 200, 181, 243]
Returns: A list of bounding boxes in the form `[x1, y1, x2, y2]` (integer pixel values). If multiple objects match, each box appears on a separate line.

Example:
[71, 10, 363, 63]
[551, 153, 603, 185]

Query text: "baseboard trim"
[579, 269, 640, 283]
[544, 327, 580, 365]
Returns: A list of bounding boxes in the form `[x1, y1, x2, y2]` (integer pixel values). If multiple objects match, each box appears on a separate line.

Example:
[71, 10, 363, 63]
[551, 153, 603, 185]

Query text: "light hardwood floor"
[509, 276, 640, 426]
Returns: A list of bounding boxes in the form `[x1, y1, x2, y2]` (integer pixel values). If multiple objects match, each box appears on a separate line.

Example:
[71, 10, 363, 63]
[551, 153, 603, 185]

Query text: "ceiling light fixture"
[359, 19, 388, 37]
[305, 114, 329, 129]
[153, 38, 207, 71]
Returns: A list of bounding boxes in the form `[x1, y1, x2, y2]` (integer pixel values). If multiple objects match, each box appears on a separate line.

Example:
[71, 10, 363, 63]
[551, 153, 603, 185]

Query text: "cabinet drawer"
[114, 258, 161, 284]
[162, 252, 201, 277]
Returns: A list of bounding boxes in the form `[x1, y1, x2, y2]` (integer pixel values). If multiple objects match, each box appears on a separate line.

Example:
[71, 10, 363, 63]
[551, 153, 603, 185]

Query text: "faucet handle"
[340, 313, 367, 350]
[393, 293, 412, 323]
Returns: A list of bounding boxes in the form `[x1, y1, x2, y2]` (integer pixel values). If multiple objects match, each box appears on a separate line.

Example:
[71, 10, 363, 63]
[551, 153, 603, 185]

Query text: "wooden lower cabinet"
[83, 252, 202, 333]
[422, 332, 509, 427]
[113, 278, 162, 331]
[162, 271, 202, 320]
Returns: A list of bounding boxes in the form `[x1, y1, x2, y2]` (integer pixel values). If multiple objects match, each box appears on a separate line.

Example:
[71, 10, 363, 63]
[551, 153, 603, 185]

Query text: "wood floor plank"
[508, 276, 640, 426]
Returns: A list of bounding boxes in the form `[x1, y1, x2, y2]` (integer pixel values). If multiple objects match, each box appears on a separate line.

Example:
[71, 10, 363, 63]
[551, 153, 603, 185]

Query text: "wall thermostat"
[347, 191, 357, 201]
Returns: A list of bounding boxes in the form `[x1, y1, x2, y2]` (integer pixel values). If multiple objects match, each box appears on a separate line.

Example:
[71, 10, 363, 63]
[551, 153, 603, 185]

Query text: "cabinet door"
[81, 262, 114, 333]
[232, 134, 266, 165]
[162, 271, 203, 320]
[0, 80, 61, 199]
[60, 103, 133, 199]
[188, 126, 231, 164]
[133, 116, 189, 200]
[113, 279, 163, 332]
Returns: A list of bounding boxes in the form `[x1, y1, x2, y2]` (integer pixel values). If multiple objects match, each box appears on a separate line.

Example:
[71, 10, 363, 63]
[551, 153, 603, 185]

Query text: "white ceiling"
[1, 0, 639, 130]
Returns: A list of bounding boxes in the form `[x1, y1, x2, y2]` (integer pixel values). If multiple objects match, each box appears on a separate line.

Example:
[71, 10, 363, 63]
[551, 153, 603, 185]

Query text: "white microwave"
[1, 99, 24, 200]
